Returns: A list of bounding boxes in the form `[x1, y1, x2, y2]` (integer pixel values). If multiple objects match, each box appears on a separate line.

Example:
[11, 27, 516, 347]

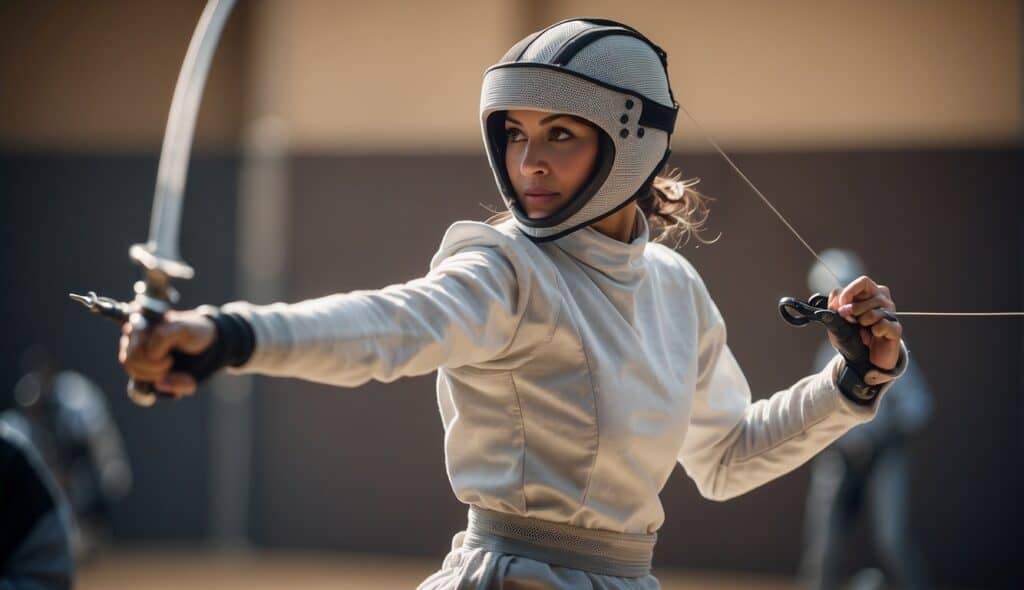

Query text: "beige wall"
[0, 0, 245, 152]
[243, 0, 524, 152]
[539, 0, 1022, 149]
[1, 0, 1019, 152]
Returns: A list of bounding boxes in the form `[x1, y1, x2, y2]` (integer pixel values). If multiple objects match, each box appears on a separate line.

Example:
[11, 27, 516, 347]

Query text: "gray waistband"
[462, 507, 656, 578]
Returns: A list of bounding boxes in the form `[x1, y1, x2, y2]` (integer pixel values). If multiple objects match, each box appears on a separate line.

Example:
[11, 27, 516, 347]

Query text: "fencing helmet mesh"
[807, 249, 867, 295]
[480, 18, 679, 241]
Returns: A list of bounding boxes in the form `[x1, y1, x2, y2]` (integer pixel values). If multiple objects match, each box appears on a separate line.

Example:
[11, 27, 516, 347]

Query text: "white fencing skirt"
[417, 508, 661, 590]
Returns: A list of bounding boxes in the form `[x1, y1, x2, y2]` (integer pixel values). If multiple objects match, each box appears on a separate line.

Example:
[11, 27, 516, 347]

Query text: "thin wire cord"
[896, 312, 1024, 317]
[677, 104, 1024, 319]
[677, 105, 842, 286]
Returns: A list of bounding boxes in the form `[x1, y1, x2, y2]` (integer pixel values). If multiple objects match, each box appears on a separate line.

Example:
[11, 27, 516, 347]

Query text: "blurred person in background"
[118, 18, 910, 589]
[1, 346, 132, 563]
[799, 250, 931, 590]
[0, 419, 73, 589]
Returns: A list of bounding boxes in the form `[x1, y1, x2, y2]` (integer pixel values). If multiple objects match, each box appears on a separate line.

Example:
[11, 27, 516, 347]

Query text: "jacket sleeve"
[222, 231, 531, 388]
[676, 271, 908, 502]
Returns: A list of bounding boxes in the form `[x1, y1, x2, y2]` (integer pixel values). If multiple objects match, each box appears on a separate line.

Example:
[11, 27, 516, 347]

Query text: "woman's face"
[504, 109, 600, 219]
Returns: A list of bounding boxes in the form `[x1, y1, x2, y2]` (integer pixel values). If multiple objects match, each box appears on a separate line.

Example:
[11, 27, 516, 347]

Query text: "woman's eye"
[550, 127, 573, 141]
[505, 128, 524, 142]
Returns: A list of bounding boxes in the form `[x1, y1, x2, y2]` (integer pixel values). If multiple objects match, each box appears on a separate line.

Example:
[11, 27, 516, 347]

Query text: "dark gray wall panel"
[0, 153, 239, 540]
[254, 149, 1020, 588]
[2, 148, 1018, 588]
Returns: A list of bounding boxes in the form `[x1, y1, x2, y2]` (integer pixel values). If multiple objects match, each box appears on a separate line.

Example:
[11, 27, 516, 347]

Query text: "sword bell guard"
[130, 243, 195, 280]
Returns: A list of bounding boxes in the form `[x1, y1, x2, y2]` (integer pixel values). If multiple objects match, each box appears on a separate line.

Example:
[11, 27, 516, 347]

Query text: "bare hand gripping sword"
[70, 0, 237, 407]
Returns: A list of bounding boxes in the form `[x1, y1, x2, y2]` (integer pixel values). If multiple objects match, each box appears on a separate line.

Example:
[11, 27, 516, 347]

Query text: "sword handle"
[125, 308, 173, 407]
[69, 290, 168, 406]
[780, 293, 872, 363]
[70, 290, 168, 407]
[779, 293, 897, 403]
[72, 288, 218, 407]
[126, 305, 223, 407]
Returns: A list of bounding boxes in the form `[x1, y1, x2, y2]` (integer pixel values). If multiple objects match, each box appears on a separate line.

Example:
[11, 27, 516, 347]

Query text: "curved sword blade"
[137, 0, 237, 279]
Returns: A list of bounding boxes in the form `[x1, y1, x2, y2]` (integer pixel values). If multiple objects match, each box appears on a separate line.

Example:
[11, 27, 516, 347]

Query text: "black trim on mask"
[550, 26, 650, 66]
[484, 111, 516, 205]
[504, 17, 605, 63]
[522, 148, 673, 243]
[566, 18, 677, 110]
[501, 30, 543, 63]
[485, 62, 678, 133]
[521, 18, 674, 100]
[638, 101, 677, 134]
[505, 17, 669, 64]
[486, 111, 618, 229]
[568, 18, 670, 63]
[485, 17, 678, 241]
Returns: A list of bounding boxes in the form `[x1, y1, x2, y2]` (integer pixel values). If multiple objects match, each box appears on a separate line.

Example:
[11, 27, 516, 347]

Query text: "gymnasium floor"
[76, 549, 800, 589]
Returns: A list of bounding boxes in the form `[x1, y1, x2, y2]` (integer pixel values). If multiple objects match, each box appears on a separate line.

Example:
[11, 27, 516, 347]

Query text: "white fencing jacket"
[224, 214, 906, 536]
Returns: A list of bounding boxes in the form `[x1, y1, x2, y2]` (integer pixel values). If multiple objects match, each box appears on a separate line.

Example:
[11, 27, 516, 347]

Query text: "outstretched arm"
[120, 245, 528, 394]
[223, 246, 526, 387]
